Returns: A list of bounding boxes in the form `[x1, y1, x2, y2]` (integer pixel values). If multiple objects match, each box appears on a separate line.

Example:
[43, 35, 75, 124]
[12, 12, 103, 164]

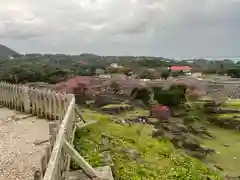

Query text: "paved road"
[0, 108, 50, 180]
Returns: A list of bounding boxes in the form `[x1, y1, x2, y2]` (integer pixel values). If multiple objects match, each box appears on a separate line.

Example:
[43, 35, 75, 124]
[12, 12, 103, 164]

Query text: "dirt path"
[0, 108, 50, 180]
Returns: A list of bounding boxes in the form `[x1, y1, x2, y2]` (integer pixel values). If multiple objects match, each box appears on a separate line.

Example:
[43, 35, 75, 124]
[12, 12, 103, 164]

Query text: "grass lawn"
[72, 109, 221, 180]
[202, 126, 240, 177]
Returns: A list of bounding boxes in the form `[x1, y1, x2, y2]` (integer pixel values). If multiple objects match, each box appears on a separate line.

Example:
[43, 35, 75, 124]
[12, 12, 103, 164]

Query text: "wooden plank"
[76, 120, 97, 129]
[62, 139, 99, 178]
[14, 114, 34, 121]
[41, 154, 47, 175]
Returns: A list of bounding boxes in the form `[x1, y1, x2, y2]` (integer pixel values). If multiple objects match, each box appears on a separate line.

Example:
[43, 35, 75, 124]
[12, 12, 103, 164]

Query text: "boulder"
[209, 117, 240, 131]
[224, 176, 240, 180]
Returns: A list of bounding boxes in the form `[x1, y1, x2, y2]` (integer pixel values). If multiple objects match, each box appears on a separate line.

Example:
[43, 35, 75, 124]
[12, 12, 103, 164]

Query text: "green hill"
[0, 44, 20, 58]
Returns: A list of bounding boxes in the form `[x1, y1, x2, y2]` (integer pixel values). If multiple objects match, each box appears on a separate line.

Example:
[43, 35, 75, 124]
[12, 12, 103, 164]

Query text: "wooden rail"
[0, 82, 100, 180]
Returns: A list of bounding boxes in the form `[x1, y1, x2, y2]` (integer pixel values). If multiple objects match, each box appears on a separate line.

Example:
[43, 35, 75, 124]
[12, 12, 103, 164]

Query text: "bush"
[153, 85, 187, 107]
[132, 87, 152, 106]
[161, 71, 170, 80]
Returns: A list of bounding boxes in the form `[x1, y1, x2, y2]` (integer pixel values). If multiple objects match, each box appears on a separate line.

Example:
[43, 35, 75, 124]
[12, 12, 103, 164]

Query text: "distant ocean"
[176, 57, 240, 63]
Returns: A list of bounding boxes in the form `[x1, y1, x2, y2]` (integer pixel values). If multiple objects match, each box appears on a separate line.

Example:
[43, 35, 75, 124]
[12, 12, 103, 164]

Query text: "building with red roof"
[170, 66, 192, 72]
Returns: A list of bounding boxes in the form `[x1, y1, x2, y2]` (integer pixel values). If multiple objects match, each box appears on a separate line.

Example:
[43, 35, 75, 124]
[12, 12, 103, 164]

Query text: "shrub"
[153, 85, 187, 107]
[132, 87, 152, 106]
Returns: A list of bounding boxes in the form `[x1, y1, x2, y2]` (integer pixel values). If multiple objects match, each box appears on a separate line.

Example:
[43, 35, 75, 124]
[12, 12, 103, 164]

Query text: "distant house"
[79, 60, 88, 65]
[110, 63, 123, 69]
[170, 66, 192, 72]
[192, 72, 202, 78]
[8, 56, 14, 60]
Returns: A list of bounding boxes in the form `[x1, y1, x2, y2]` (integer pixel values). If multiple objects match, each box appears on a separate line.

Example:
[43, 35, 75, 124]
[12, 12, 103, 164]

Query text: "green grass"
[217, 113, 240, 120]
[72, 109, 221, 180]
[202, 126, 240, 177]
[101, 104, 132, 109]
[119, 109, 149, 119]
[221, 99, 240, 109]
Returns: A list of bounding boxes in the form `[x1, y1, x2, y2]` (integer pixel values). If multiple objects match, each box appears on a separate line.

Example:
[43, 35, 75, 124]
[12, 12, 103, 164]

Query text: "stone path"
[0, 107, 50, 180]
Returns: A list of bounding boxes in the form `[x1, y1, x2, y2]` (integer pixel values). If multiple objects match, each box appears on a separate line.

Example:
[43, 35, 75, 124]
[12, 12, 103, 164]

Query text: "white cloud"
[0, 1, 46, 38]
[0, 0, 239, 57]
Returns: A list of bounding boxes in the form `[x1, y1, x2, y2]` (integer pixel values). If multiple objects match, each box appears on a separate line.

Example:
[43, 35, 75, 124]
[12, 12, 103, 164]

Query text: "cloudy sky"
[0, 0, 239, 57]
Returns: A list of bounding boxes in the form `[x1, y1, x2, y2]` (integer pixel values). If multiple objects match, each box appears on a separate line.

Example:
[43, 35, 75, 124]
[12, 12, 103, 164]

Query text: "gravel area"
[0, 108, 50, 180]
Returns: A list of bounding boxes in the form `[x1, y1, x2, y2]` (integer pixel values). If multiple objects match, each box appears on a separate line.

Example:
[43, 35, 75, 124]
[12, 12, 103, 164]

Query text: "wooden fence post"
[23, 86, 31, 113]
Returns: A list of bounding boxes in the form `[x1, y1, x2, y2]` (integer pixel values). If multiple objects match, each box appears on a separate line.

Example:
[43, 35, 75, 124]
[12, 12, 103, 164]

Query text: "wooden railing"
[0, 82, 99, 180]
[43, 94, 76, 180]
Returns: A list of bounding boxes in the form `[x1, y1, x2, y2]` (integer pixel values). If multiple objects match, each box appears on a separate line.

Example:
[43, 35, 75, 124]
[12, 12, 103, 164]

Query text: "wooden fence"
[0, 82, 100, 180]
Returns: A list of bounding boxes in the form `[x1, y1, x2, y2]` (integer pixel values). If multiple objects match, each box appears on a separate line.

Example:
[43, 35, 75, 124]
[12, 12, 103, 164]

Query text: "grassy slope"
[202, 126, 240, 177]
[72, 109, 221, 180]
[203, 99, 240, 176]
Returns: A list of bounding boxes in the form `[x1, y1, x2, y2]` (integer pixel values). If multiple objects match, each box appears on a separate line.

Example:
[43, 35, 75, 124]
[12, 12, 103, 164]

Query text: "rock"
[174, 123, 189, 133]
[113, 117, 128, 125]
[188, 125, 214, 139]
[214, 164, 224, 171]
[223, 144, 230, 147]
[162, 131, 175, 140]
[186, 151, 206, 160]
[100, 151, 114, 166]
[152, 129, 164, 138]
[68, 166, 114, 180]
[119, 148, 142, 163]
[100, 137, 111, 152]
[148, 118, 160, 125]
[183, 137, 201, 151]
[208, 116, 240, 131]
[224, 175, 240, 180]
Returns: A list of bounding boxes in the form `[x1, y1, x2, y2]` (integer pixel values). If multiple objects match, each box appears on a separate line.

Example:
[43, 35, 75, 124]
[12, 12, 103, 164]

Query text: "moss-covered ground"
[72, 109, 221, 180]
